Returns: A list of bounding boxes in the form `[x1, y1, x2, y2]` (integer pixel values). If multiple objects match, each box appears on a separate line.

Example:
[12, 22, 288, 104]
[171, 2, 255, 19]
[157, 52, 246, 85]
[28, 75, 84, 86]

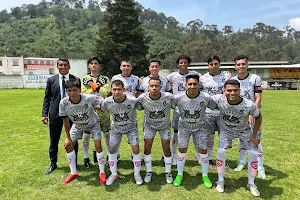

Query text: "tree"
[96, 0, 148, 77]
[11, 7, 23, 19]
[0, 10, 10, 23]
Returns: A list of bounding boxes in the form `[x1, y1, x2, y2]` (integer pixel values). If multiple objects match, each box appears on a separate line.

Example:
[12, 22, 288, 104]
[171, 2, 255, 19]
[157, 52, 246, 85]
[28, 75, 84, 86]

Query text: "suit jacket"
[42, 74, 77, 121]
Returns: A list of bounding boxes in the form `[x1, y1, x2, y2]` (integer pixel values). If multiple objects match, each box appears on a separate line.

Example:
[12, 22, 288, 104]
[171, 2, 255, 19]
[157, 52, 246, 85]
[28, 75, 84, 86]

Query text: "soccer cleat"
[106, 174, 118, 186]
[234, 163, 246, 171]
[62, 172, 79, 184]
[173, 174, 183, 186]
[216, 181, 225, 193]
[209, 160, 214, 166]
[247, 184, 260, 197]
[99, 173, 106, 186]
[258, 167, 266, 179]
[172, 157, 177, 166]
[144, 172, 152, 183]
[165, 172, 173, 184]
[202, 176, 212, 188]
[134, 174, 143, 185]
[84, 158, 91, 168]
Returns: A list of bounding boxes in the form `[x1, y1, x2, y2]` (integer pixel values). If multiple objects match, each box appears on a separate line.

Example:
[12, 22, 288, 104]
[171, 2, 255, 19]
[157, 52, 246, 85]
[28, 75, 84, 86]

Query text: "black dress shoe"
[45, 163, 57, 175]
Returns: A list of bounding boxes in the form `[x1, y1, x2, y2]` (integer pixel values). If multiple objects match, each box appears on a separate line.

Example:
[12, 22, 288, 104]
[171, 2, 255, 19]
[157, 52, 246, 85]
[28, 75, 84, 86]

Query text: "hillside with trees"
[1, 0, 300, 75]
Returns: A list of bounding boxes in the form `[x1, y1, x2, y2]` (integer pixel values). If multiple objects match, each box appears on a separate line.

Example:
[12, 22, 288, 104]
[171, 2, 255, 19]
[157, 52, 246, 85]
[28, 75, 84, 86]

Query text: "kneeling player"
[136, 77, 173, 184]
[59, 79, 106, 185]
[172, 75, 215, 188]
[102, 80, 142, 185]
[212, 79, 262, 197]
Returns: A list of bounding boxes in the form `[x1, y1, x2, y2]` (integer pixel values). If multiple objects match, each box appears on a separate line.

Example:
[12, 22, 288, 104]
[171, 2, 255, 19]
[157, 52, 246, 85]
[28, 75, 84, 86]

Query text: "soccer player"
[102, 80, 142, 185]
[136, 58, 171, 95]
[136, 77, 173, 184]
[172, 75, 215, 188]
[199, 56, 231, 165]
[231, 55, 266, 179]
[111, 59, 139, 96]
[81, 57, 111, 168]
[166, 54, 201, 165]
[213, 79, 262, 197]
[59, 79, 106, 185]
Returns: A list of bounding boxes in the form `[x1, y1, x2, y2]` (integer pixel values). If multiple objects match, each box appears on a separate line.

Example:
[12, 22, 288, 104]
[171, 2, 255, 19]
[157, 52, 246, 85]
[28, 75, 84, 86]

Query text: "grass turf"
[0, 89, 299, 200]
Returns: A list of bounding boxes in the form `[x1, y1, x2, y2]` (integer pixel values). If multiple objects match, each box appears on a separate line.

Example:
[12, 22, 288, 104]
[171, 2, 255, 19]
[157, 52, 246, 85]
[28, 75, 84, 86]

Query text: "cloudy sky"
[1, 0, 300, 31]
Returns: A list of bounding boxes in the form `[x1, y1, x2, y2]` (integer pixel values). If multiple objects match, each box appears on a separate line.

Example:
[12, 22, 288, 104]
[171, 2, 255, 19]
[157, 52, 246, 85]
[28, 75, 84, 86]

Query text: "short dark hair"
[176, 54, 192, 64]
[224, 79, 240, 88]
[65, 78, 81, 89]
[186, 74, 199, 83]
[149, 58, 161, 65]
[57, 58, 70, 66]
[121, 59, 132, 64]
[111, 79, 124, 88]
[149, 76, 161, 84]
[234, 55, 249, 63]
[207, 55, 221, 64]
[87, 56, 101, 65]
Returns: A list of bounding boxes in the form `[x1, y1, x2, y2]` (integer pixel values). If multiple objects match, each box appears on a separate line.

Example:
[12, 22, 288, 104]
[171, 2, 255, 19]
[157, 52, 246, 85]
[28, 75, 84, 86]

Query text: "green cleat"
[202, 176, 212, 188]
[173, 174, 183, 187]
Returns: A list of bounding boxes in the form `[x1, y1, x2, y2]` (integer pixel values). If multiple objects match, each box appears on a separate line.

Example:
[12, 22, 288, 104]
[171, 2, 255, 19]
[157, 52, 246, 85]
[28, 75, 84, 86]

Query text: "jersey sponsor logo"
[222, 114, 240, 124]
[72, 112, 89, 122]
[251, 161, 258, 169]
[149, 109, 166, 119]
[216, 159, 223, 167]
[202, 157, 208, 164]
[114, 112, 129, 122]
[183, 109, 202, 122]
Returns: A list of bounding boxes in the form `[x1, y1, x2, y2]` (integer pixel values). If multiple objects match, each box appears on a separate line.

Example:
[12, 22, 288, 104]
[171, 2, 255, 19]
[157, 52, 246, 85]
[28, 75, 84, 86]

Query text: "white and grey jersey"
[211, 94, 260, 132]
[137, 76, 170, 93]
[101, 95, 138, 132]
[200, 71, 231, 115]
[231, 73, 262, 104]
[111, 74, 139, 95]
[136, 92, 173, 130]
[172, 92, 217, 132]
[166, 70, 201, 94]
[59, 94, 101, 129]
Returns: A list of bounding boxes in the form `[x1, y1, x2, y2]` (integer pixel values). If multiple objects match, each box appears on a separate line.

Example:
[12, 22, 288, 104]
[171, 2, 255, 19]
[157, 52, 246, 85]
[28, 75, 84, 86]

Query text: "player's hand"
[42, 117, 48, 124]
[64, 138, 73, 148]
[248, 115, 254, 124]
[89, 82, 99, 92]
[139, 76, 144, 85]
[248, 135, 259, 148]
[93, 105, 100, 110]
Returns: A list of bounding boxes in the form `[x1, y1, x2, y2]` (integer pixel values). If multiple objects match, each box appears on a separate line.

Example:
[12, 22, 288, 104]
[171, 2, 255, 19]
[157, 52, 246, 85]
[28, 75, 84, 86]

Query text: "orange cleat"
[62, 172, 79, 184]
[100, 173, 106, 186]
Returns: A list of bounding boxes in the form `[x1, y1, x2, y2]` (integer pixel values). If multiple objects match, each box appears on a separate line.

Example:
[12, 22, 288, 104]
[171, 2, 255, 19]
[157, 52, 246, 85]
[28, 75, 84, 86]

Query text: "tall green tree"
[96, 0, 148, 77]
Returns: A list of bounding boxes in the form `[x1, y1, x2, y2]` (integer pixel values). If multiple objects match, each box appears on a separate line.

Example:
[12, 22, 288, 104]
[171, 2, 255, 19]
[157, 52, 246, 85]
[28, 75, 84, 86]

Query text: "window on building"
[40, 61, 44, 65]
[0, 60, 2, 66]
[46, 61, 51, 65]
[13, 60, 19, 66]
[34, 60, 38, 64]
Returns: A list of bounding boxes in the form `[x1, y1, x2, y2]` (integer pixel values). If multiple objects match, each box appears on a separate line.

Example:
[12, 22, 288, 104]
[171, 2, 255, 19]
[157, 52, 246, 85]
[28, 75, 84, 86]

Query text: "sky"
[1, 0, 300, 31]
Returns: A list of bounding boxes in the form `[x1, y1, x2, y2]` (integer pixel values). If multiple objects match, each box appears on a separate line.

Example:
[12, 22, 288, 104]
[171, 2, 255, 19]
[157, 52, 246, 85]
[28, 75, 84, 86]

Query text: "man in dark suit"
[42, 58, 78, 174]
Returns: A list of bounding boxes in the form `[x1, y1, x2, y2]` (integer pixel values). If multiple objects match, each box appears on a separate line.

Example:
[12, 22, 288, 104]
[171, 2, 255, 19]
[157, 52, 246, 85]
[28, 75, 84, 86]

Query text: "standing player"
[231, 55, 266, 179]
[213, 79, 262, 197]
[111, 59, 139, 96]
[59, 79, 106, 185]
[136, 58, 171, 95]
[166, 54, 201, 165]
[81, 57, 111, 168]
[199, 56, 231, 165]
[172, 75, 215, 188]
[102, 80, 142, 185]
[136, 77, 173, 184]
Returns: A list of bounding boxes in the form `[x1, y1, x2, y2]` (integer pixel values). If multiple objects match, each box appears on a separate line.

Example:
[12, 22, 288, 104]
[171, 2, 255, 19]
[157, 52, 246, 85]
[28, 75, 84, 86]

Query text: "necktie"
[62, 76, 66, 98]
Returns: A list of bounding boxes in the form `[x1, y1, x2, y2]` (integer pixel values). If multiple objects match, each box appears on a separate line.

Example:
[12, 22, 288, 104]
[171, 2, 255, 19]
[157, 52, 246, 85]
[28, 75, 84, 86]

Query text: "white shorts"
[70, 123, 101, 142]
[109, 127, 139, 145]
[178, 123, 208, 150]
[143, 123, 171, 140]
[204, 113, 220, 135]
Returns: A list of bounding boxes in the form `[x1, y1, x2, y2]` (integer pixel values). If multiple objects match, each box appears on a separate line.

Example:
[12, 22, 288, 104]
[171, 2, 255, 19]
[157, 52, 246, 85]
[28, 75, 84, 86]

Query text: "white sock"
[132, 153, 141, 175]
[144, 154, 152, 172]
[172, 131, 178, 158]
[207, 134, 214, 160]
[216, 148, 227, 182]
[67, 150, 77, 174]
[248, 150, 258, 185]
[164, 155, 172, 173]
[239, 148, 247, 165]
[199, 153, 209, 176]
[82, 133, 91, 159]
[96, 151, 105, 173]
[177, 152, 186, 175]
[257, 143, 264, 168]
[108, 153, 118, 175]
[104, 132, 110, 154]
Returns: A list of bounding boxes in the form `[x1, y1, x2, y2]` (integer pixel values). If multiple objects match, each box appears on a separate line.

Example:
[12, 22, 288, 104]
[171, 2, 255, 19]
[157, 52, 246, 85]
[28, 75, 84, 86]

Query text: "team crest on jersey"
[222, 78, 225, 83]
[136, 137, 139, 143]
[202, 157, 208, 163]
[249, 82, 252, 87]
[200, 102, 204, 106]
[216, 159, 223, 167]
[163, 101, 166, 106]
[239, 110, 244, 115]
[131, 78, 134, 82]
[135, 161, 141, 167]
[85, 104, 88, 108]
[127, 104, 131, 109]
[251, 161, 258, 169]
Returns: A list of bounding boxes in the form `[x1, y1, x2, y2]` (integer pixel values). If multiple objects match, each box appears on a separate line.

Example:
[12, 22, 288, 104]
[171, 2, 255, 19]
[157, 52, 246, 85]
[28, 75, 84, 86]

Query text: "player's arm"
[207, 95, 218, 109]
[254, 76, 262, 107]
[248, 105, 262, 147]
[42, 78, 52, 124]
